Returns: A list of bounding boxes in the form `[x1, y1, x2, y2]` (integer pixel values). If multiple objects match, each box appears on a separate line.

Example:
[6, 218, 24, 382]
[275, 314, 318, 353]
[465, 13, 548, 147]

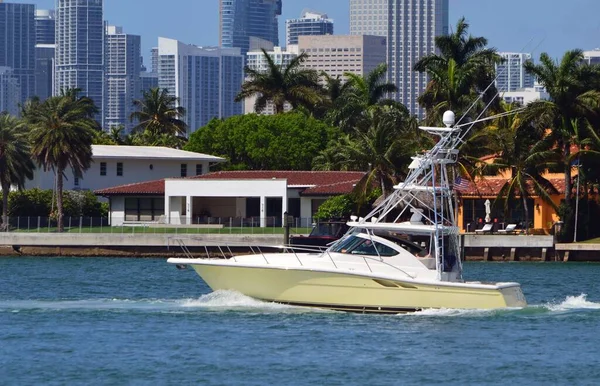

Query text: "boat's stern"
[498, 283, 527, 307]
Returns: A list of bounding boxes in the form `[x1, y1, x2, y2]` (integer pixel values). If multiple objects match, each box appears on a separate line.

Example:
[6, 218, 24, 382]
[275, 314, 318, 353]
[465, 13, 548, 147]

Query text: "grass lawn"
[580, 237, 600, 244]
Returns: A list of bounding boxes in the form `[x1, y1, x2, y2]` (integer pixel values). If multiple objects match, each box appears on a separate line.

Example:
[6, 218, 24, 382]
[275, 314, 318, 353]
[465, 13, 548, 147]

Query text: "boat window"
[331, 236, 398, 257]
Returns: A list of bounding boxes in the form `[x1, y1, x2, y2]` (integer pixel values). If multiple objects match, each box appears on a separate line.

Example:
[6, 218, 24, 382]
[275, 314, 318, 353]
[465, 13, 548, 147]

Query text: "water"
[2, 258, 600, 385]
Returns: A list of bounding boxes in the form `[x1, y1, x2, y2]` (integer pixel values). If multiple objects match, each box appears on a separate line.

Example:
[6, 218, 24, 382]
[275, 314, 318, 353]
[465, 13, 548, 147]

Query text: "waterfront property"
[26, 145, 225, 192]
[94, 170, 365, 227]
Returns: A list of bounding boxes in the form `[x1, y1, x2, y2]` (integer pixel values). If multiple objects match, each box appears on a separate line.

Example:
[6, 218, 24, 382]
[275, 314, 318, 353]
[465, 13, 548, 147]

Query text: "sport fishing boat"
[168, 111, 527, 313]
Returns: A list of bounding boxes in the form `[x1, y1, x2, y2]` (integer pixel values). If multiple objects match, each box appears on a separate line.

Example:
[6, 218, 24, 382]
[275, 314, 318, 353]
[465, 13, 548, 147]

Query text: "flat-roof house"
[95, 171, 366, 227]
[27, 145, 226, 192]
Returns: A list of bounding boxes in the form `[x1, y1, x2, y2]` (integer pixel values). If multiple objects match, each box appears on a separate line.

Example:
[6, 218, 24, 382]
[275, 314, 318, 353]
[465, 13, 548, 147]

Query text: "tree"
[235, 49, 322, 114]
[0, 114, 34, 229]
[185, 113, 339, 171]
[26, 90, 99, 232]
[414, 17, 501, 125]
[319, 105, 424, 202]
[482, 104, 558, 233]
[328, 63, 398, 132]
[130, 87, 187, 139]
[523, 50, 600, 238]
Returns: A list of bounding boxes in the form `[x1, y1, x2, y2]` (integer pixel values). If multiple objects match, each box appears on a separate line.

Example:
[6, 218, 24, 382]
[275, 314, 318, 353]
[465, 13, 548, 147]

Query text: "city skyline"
[7, 0, 600, 64]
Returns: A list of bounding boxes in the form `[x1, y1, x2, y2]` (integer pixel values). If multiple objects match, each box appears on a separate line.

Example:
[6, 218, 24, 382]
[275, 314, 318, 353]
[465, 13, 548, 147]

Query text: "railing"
[0, 216, 316, 235]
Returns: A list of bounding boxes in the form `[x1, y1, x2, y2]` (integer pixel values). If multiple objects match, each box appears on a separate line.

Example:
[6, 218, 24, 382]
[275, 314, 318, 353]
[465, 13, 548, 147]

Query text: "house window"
[74, 176, 80, 187]
[196, 164, 203, 176]
[125, 198, 165, 221]
[117, 162, 123, 176]
[100, 162, 106, 176]
[181, 163, 187, 177]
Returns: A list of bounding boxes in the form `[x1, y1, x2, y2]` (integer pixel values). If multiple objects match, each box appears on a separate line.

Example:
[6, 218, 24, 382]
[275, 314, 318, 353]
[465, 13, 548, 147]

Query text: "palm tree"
[323, 105, 421, 202]
[329, 63, 398, 132]
[235, 49, 322, 114]
[523, 50, 600, 237]
[26, 90, 99, 232]
[414, 17, 501, 125]
[483, 104, 558, 234]
[0, 114, 35, 230]
[130, 87, 187, 138]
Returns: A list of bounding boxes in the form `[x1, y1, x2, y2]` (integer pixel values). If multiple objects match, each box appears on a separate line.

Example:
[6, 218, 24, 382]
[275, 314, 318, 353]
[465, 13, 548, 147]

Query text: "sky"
[12, 0, 600, 64]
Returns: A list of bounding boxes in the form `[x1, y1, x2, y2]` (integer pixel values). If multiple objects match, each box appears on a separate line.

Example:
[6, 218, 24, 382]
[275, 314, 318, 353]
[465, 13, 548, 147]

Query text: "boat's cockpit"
[329, 231, 428, 258]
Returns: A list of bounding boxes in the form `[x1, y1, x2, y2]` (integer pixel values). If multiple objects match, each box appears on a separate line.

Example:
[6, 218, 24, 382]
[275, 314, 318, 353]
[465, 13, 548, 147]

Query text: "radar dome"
[443, 111, 455, 127]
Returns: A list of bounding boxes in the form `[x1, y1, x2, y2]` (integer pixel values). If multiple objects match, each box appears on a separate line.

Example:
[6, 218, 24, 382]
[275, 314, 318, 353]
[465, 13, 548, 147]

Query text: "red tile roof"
[95, 179, 165, 196]
[95, 171, 366, 196]
[458, 177, 566, 197]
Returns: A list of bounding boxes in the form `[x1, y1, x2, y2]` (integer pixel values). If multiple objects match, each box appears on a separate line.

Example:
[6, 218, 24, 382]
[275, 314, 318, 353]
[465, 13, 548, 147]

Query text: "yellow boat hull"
[189, 263, 527, 313]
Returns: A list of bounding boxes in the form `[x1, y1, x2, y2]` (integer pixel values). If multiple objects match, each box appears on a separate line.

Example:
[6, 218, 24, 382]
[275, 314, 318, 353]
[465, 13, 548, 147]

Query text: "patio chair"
[498, 223, 518, 234]
[475, 223, 493, 234]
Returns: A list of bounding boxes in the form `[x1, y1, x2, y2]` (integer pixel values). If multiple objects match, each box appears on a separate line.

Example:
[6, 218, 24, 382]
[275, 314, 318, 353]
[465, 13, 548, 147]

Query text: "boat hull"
[186, 263, 526, 313]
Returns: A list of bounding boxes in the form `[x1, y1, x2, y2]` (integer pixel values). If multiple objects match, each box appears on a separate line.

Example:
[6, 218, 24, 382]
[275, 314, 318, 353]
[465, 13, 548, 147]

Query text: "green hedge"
[3, 188, 107, 217]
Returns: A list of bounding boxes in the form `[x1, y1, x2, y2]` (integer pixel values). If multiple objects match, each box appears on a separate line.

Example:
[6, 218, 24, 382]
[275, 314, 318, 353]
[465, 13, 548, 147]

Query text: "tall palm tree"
[235, 49, 322, 114]
[130, 87, 187, 138]
[523, 50, 600, 237]
[329, 63, 398, 132]
[0, 114, 35, 229]
[26, 90, 99, 232]
[483, 104, 558, 233]
[414, 17, 501, 125]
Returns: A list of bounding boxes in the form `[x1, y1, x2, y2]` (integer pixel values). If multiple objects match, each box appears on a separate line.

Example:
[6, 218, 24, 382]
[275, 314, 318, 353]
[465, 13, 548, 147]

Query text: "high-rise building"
[105, 25, 141, 131]
[495, 52, 534, 92]
[298, 35, 387, 80]
[35, 9, 56, 45]
[150, 47, 159, 73]
[0, 67, 21, 116]
[0, 2, 36, 106]
[286, 10, 334, 46]
[55, 0, 104, 123]
[219, 0, 282, 57]
[35, 44, 55, 101]
[157, 37, 244, 135]
[350, 0, 449, 117]
[139, 72, 158, 96]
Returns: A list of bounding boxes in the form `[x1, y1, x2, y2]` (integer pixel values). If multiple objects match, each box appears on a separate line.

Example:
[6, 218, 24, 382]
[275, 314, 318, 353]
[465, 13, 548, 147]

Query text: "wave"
[0, 291, 323, 314]
[543, 294, 600, 312]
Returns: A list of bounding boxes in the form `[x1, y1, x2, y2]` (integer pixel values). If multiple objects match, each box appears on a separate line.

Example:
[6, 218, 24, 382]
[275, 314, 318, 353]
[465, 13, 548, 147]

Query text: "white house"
[27, 145, 226, 192]
[95, 170, 366, 227]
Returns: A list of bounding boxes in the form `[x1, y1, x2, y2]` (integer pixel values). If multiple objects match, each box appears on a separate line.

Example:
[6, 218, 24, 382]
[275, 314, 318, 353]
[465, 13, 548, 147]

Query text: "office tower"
[0, 67, 21, 116]
[286, 10, 334, 46]
[35, 44, 55, 101]
[105, 26, 141, 131]
[150, 47, 159, 73]
[35, 9, 56, 45]
[350, 0, 449, 117]
[0, 2, 35, 106]
[219, 0, 282, 57]
[495, 52, 534, 92]
[157, 37, 244, 135]
[55, 0, 104, 123]
[139, 72, 158, 96]
[298, 35, 387, 79]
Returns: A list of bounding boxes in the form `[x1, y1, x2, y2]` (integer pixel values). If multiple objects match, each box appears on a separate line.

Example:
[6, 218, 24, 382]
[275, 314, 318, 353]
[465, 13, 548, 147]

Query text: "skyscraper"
[0, 67, 21, 116]
[35, 44, 55, 101]
[35, 9, 56, 45]
[495, 52, 534, 92]
[286, 10, 334, 46]
[105, 26, 141, 131]
[0, 2, 35, 106]
[158, 37, 244, 135]
[55, 0, 104, 123]
[350, 0, 449, 117]
[219, 0, 282, 57]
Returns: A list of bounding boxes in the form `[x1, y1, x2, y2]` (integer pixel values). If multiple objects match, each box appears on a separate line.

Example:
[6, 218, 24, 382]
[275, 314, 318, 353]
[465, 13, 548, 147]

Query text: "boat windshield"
[330, 235, 398, 257]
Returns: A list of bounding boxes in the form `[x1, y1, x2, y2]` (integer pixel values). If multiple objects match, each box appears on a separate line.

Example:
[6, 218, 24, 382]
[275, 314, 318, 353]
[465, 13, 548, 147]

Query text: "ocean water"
[2, 257, 600, 385]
